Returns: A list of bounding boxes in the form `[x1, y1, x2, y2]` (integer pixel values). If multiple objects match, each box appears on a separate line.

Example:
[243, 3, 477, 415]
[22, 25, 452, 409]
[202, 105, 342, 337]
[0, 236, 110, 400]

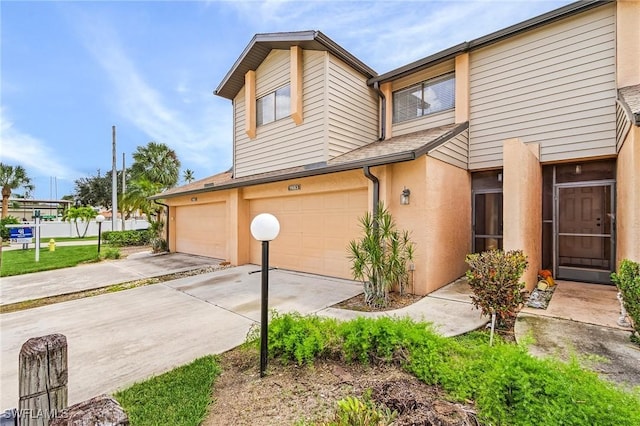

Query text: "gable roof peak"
[215, 30, 376, 100]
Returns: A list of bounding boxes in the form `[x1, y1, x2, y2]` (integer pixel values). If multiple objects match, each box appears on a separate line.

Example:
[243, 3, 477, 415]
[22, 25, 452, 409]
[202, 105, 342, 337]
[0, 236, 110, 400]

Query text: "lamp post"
[96, 214, 105, 254]
[250, 213, 280, 377]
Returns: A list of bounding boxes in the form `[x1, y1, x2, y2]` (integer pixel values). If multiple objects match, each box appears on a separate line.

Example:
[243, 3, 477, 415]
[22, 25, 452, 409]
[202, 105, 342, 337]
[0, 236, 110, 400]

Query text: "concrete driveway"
[0, 265, 362, 409]
[0, 252, 219, 305]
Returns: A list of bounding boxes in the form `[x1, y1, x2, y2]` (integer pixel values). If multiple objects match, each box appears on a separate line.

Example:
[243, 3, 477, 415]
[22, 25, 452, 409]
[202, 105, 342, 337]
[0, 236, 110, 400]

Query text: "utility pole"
[121, 152, 126, 231]
[112, 125, 118, 232]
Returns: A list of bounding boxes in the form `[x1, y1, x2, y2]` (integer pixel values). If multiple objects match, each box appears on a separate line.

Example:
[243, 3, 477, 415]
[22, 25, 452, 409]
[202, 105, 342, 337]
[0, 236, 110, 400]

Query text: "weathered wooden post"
[18, 334, 68, 425]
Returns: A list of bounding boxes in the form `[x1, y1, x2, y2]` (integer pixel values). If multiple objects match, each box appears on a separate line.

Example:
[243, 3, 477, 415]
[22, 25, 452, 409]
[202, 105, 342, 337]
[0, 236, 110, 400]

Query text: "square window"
[256, 84, 290, 126]
[392, 73, 455, 124]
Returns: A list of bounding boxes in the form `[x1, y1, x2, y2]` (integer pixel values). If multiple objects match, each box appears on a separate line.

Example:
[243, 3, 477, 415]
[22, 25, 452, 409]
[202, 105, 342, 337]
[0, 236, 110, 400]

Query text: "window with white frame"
[257, 85, 290, 126]
[392, 73, 455, 123]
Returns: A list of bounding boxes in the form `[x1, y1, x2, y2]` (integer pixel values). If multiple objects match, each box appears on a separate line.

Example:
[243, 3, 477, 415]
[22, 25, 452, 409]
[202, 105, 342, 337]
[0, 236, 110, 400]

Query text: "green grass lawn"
[115, 355, 220, 426]
[1, 245, 101, 277]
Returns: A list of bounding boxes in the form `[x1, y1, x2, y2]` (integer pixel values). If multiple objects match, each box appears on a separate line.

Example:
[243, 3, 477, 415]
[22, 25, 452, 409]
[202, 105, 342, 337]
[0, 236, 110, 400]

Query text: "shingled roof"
[152, 122, 468, 200]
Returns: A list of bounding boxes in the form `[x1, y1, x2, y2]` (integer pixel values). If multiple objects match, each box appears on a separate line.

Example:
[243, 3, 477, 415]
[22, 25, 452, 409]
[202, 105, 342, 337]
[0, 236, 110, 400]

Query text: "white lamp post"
[96, 214, 105, 254]
[250, 213, 280, 377]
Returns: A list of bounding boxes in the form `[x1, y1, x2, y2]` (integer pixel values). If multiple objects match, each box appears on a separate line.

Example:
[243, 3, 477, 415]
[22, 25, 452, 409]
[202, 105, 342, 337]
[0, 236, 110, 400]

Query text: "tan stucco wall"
[422, 157, 472, 293]
[616, 126, 640, 264]
[374, 156, 471, 295]
[228, 188, 251, 265]
[165, 161, 471, 295]
[503, 139, 542, 290]
[617, 0, 640, 88]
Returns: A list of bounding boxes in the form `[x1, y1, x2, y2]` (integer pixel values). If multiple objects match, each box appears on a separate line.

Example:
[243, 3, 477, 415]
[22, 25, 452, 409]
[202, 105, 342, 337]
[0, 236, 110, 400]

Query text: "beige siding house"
[155, 0, 639, 295]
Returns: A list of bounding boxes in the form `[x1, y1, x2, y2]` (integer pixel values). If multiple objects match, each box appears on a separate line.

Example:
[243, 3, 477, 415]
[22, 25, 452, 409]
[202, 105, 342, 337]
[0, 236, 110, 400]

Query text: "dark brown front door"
[556, 183, 614, 283]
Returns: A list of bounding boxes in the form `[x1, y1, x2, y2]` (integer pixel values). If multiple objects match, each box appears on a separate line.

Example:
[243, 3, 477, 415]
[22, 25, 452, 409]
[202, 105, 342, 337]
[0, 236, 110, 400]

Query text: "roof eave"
[215, 30, 376, 100]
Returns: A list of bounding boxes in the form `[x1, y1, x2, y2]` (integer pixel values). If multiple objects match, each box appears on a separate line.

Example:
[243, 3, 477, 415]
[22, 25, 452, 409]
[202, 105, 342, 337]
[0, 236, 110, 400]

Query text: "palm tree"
[0, 163, 32, 218]
[183, 169, 195, 183]
[62, 206, 97, 238]
[130, 142, 181, 190]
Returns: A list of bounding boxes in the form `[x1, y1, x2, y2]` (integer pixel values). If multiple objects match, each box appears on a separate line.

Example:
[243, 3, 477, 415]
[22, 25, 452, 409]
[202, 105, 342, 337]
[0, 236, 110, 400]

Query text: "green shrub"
[102, 229, 153, 247]
[339, 316, 443, 366]
[0, 216, 20, 240]
[465, 249, 528, 323]
[265, 313, 640, 426]
[102, 247, 121, 259]
[261, 312, 339, 365]
[348, 203, 415, 308]
[446, 343, 640, 426]
[325, 394, 397, 426]
[612, 259, 640, 339]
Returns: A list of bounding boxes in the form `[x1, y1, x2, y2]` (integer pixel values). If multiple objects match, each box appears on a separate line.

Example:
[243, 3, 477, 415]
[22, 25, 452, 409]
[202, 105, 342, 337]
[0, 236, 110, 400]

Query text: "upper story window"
[392, 73, 455, 123]
[257, 84, 290, 126]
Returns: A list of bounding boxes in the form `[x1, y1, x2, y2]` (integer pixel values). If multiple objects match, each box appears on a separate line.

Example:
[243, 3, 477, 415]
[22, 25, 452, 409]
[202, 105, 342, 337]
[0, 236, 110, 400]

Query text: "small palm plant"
[348, 203, 415, 308]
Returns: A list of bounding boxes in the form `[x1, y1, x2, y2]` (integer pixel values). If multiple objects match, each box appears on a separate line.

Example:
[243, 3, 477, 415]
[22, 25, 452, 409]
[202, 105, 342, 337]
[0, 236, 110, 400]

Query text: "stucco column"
[616, 126, 640, 264]
[167, 205, 176, 252]
[228, 188, 250, 265]
[503, 138, 542, 290]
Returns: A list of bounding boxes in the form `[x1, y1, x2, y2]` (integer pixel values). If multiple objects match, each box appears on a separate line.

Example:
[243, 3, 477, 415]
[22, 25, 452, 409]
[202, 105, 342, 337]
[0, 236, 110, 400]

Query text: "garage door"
[249, 189, 367, 279]
[175, 202, 227, 259]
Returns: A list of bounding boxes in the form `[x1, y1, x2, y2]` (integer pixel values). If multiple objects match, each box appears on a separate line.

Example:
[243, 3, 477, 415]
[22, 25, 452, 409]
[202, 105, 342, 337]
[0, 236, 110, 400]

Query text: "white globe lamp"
[250, 212, 280, 378]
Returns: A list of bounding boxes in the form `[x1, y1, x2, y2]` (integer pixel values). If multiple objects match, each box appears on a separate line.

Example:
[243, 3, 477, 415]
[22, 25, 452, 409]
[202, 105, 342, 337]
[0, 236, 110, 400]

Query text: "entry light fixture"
[400, 187, 411, 205]
[575, 164, 582, 175]
[95, 214, 105, 254]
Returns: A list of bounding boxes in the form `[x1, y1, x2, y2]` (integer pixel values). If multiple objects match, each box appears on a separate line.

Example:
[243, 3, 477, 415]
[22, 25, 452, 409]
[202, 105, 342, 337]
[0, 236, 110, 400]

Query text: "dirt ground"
[204, 346, 479, 426]
[204, 291, 480, 426]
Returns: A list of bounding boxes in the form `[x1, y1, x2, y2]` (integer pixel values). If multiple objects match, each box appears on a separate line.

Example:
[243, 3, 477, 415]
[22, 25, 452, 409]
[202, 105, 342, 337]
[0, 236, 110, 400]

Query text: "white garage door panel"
[250, 189, 367, 278]
[175, 203, 227, 259]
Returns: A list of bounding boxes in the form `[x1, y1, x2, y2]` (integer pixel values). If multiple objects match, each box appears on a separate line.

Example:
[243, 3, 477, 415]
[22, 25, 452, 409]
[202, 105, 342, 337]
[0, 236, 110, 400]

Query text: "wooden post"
[18, 334, 68, 425]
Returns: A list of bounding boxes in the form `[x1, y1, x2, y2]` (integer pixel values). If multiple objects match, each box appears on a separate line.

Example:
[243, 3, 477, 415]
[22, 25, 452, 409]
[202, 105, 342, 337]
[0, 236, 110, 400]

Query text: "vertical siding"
[233, 50, 328, 178]
[469, 4, 616, 169]
[429, 129, 469, 170]
[327, 55, 379, 157]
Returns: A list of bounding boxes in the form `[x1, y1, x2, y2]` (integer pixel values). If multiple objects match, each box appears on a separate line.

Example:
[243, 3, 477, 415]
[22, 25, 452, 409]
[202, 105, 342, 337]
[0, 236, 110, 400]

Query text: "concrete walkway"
[515, 281, 640, 388]
[0, 257, 486, 410]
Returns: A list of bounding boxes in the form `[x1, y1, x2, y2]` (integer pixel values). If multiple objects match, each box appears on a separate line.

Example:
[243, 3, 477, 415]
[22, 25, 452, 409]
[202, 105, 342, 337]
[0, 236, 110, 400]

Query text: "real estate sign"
[9, 226, 34, 244]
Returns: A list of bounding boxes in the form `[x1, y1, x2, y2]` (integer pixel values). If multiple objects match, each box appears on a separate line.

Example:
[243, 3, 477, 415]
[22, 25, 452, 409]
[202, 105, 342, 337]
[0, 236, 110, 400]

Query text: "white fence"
[14, 219, 150, 238]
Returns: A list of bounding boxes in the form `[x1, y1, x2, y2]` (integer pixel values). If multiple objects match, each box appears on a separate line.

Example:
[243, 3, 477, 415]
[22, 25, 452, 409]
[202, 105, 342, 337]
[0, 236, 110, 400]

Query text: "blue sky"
[1, 0, 572, 200]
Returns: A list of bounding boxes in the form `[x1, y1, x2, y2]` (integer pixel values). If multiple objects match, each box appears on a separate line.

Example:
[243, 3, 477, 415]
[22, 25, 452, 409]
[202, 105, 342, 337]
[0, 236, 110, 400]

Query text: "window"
[392, 73, 455, 123]
[257, 85, 290, 126]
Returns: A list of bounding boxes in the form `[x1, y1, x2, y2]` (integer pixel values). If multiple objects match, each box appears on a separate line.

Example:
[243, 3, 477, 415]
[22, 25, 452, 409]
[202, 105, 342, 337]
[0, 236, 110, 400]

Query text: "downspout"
[363, 166, 379, 213]
[154, 200, 170, 252]
[373, 81, 386, 141]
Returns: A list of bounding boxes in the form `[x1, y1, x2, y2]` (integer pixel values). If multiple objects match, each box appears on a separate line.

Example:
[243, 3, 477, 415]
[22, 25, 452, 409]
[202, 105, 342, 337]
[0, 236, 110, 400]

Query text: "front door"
[556, 182, 615, 283]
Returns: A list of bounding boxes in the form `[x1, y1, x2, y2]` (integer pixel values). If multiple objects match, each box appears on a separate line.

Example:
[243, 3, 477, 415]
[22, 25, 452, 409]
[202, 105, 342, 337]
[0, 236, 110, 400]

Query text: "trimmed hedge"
[102, 229, 153, 247]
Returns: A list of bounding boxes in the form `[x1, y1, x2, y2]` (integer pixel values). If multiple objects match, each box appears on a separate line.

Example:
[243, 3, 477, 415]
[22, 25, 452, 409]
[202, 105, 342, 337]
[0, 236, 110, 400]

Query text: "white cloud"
[0, 107, 81, 181]
[74, 15, 233, 175]
[221, 0, 572, 71]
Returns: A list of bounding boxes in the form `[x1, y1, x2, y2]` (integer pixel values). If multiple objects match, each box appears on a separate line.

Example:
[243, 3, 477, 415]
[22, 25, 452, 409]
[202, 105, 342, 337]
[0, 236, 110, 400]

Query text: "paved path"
[0, 256, 486, 410]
